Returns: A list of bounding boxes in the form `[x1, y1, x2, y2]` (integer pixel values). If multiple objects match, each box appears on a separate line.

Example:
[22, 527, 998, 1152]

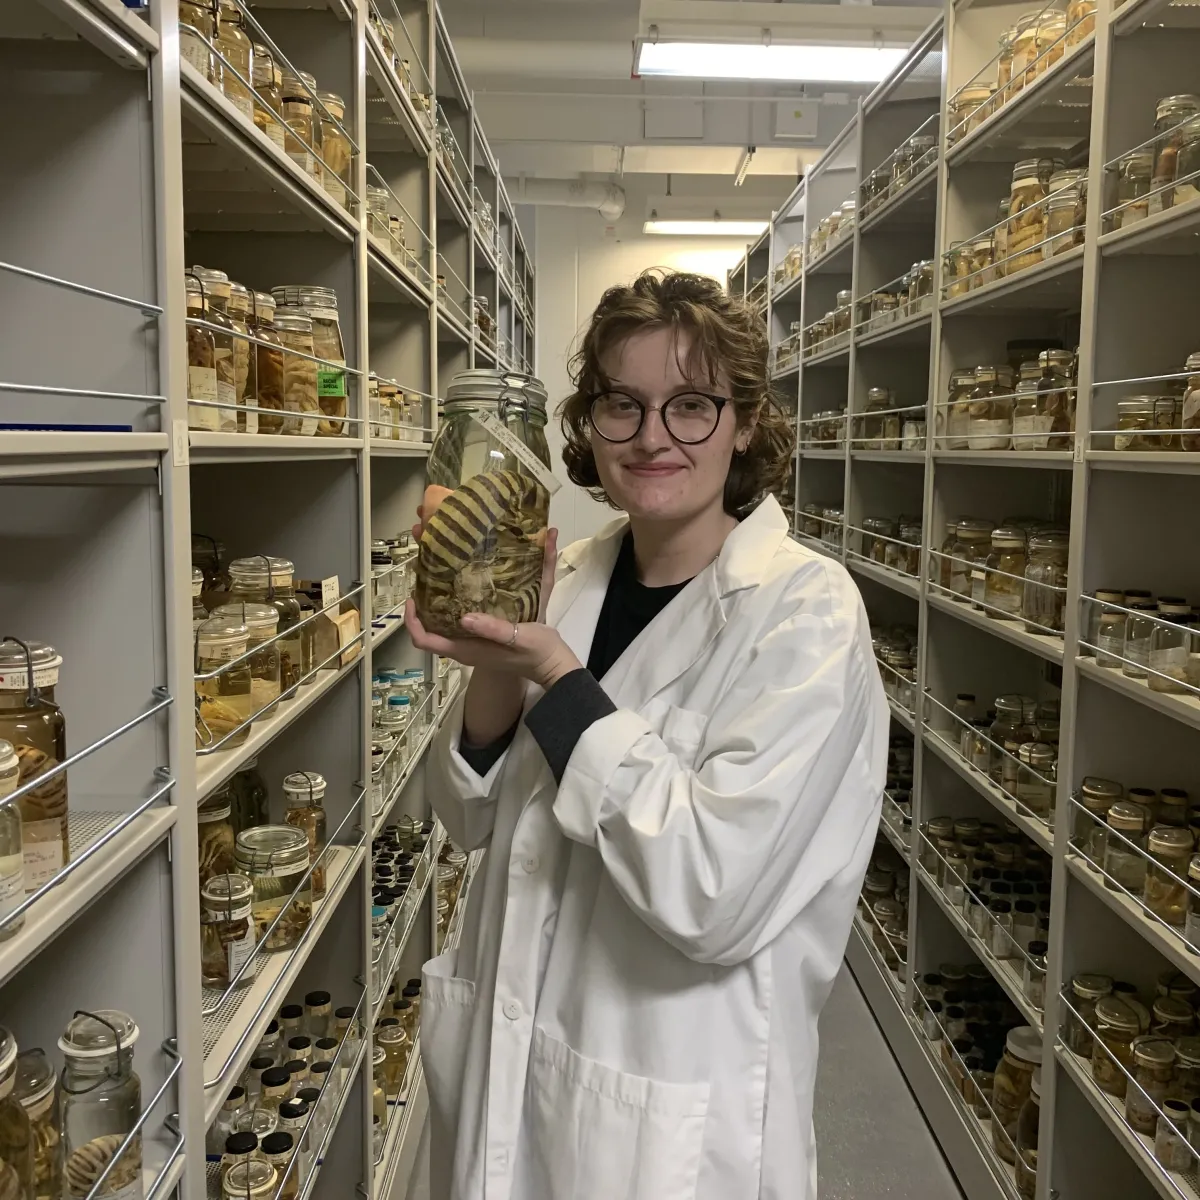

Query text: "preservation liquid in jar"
[0, 641, 68, 894]
[14, 1048, 59, 1200]
[1007, 159, 1060, 275]
[186, 274, 219, 431]
[226, 282, 255, 433]
[191, 266, 238, 433]
[967, 364, 1016, 449]
[180, 0, 218, 80]
[0, 1030, 33, 1200]
[283, 771, 328, 899]
[58, 1011, 143, 1200]
[280, 71, 318, 179]
[235, 826, 312, 952]
[1182, 352, 1200, 452]
[415, 370, 555, 636]
[213, 602, 281, 715]
[1172, 116, 1200, 209]
[228, 557, 311, 696]
[315, 92, 352, 210]
[1150, 95, 1200, 214]
[274, 286, 347, 437]
[197, 790, 237, 886]
[215, 0, 254, 122]
[195, 616, 254, 751]
[201, 872, 258, 989]
[249, 292, 287, 435]
[251, 43, 286, 152]
[270, 313, 320, 437]
[0, 742, 23, 939]
[984, 527, 1027, 619]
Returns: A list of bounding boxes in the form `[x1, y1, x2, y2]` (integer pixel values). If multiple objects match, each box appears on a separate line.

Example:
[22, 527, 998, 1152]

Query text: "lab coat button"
[522, 855, 539, 874]
[502, 999, 522, 1021]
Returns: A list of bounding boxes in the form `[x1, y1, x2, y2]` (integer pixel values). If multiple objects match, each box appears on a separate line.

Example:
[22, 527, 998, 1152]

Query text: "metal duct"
[511, 177, 627, 221]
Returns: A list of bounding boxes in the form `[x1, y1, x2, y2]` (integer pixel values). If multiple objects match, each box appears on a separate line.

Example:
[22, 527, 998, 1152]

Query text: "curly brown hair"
[559, 269, 795, 519]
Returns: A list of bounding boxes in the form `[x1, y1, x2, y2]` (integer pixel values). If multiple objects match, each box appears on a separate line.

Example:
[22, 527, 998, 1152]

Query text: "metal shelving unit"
[761, 1, 1200, 1198]
[1, 2, 529, 1196]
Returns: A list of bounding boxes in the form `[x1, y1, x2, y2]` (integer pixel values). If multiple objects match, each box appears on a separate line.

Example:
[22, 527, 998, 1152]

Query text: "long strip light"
[643, 219, 769, 236]
[636, 40, 908, 83]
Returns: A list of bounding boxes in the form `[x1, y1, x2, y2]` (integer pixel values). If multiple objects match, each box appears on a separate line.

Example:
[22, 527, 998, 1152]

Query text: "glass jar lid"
[1107, 800, 1149, 833]
[273, 312, 313, 335]
[0, 639, 62, 691]
[191, 265, 232, 298]
[1073, 973, 1114, 1000]
[1019, 742, 1056, 767]
[198, 790, 233, 822]
[372, 1045, 386, 1066]
[956, 518, 995, 540]
[316, 90, 344, 119]
[214, 602, 279, 633]
[1028, 530, 1069, 552]
[1039, 349, 1075, 370]
[202, 872, 254, 917]
[376, 1024, 408, 1047]
[1121, 151, 1154, 176]
[1156, 94, 1200, 124]
[283, 770, 327, 803]
[444, 368, 548, 418]
[1148, 825, 1194, 854]
[224, 1160, 277, 1197]
[866, 387, 891, 404]
[1005, 1025, 1042, 1065]
[991, 526, 1026, 549]
[58, 1009, 139, 1059]
[1133, 1036, 1176, 1068]
[228, 281, 250, 314]
[229, 556, 296, 586]
[197, 615, 249, 651]
[13, 1048, 54, 1108]
[994, 694, 1025, 717]
[1117, 396, 1156, 415]
[1095, 995, 1140, 1032]
[235, 824, 310, 869]
[1152, 995, 1193, 1024]
[252, 292, 276, 320]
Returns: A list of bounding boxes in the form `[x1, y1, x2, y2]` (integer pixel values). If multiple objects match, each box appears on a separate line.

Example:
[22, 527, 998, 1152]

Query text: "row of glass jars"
[800, 408, 844, 448]
[771, 244, 803, 290]
[365, 184, 417, 267]
[1072, 777, 1200, 929]
[946, 693, 1060, 819]
[371, 537, 417, 621]
[371, 672, 432, 817]
[367, 10, 431, 118]
[859, 515, 922, 575]
[860, 839, 909, 977]
[1083, 590, 1200, 694]
[1061, 969, 1200, 1173]
[370, 820, 433, 1000]
[859, 262, 935, 333]
[194, 556, 321, 751]
[944, 161, 1086, 300]
[1112, 350, 1200, 451]
[873, 623, 918, 713]
[807, 198, 856, 261]
[935, 518, 1070, 633]
[774, 324, 802, 373]
[1107, 95, 1200, 232]
[179, 3, 353, 209]
[938, 352, 1077, 452]
[860, 132, 938, 218]
[367, 375, 425, 442]
[797, 503, 844, 551]
[854, 386, 927, 450]
[802, 290, 853, 358]
[946, 1, 1095, 145]
[186, 268, 350, 438]
[0, 1011, 146, 1200]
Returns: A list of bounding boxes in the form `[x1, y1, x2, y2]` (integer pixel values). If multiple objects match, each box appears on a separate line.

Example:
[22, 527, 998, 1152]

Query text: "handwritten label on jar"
[181, 34, 211, 77]
[1012, 413, 1054, 450]
[0, 854, 23, 924]
[188, 366, 220, 431]
[967, 420, 1011, 450]
[227, 923, 257, 981]
[23, 821, 64, 892]
[469, 411, 561, 495]
[1150, 645, 1188, 679]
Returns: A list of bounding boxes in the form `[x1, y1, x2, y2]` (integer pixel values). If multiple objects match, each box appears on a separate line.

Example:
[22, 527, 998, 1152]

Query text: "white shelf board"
[939, 246, 1085, 317]
[1076, 655, 1200, 734]
[0, 432, 166, 479]
[847, 554, 922, 600]
[1066, 853, 1200, 991]
[801, 341, 851, 369]
[367, 239, 433, 307]
[927, 590, 1066, 665]
[854, 308, 933, 350]
[857, 161, 939, 236]
[371, 610, 408, 648]
[1100, 193, 1200, 258]
[188, 432, 364, 463]
[916, 865, 1043, 1033]
[369, 439, 430, 458]
[923, 729, 1054, 853]
[770, 273, 803, 306]
[43, 0, 160, 66]
[804, 235, 854, 277]
[889, 698, 917, 733]
[202, 843, 363, 1126]
[195, 664, 358, 801]
[1086, 450, 1200, 474]
[799, 447, 845, 460]
[0, 807, 176, 988]
[932, 449, 1073, 469]
[851, 448, 926, 464]
[1057, 1045, 1200, 1200]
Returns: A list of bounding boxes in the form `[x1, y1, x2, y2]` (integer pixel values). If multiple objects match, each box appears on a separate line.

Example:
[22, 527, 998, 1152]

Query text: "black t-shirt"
[587, 531, 692, 679]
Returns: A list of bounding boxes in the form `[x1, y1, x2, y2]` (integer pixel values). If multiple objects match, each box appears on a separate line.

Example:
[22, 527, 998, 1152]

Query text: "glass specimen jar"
[186, 273, 218, 431]
[1188, 857, 1200, 950]
[1008, 159, 1059, 274]
[228, 557, 311, 696]
[941, 369, 976, 449]
[1150, 95, 1200, 213]
[248, 292, 286, 435]
[1149, 610, 1193, 694]
[0, 641, 68, 896]
[1045, 180, 1083, 258]
[280, 71, 318, 178]
[1117, 600, 1160, 679]
[415, 369, 554, 636]
[984, 527, 1027, 619]
[0, 741, 22, 938]
[234, 825, 312, 952]
[191, 266, 238, 433]
[1173, 1038, 1200, 1103]
[967, 364, 1016, 449]
[366, 185, 390, 241]
[992, 1026, 1041, 1164]
[280, 286, 348, 437]
[315, 92, 352, 209]
[1116, 151, 1154, 228]
[1039, 348, 1077, 449]
[271, 310, 320, 437]
[15, 1048, 59, 1200]
[1156, 1100, 1194, 1171]
[180, 0, 218, 80]
[1066, 973, 1114, 1056]
[1104, 800, 1150, 893]
[251, 42, 286, 152]
[948, 84, 995, 143]
[0, 1031, 33, 1200]
[283, 771, 328, 900]
[1181, 352, 1200, 451]
[1153, 995, 1195, 1038]
[948, 519, 993, 600]
[1021, 531, 1069, 634]
[863, 388, 898, 449]
[213, 602, 281, 715]
[376, 1022, 410, 1098]
[216, 0, 254, 122]
[198, 790, 236, 886]
[1127, 1037, 1177, 1135]
[991, 694, 1029, 786]
[1015, 1068, 1039, 1199]
[201, 872, 257, 989]
[1016, 743, 1056, 817]
[226, 282, 253, 431]
[58, 1010, 142, 1200]
[1067, 0, 1096, 43]
[224, 1159, 277, 1200]
[1173, 117, 1200, 209]
[1144, 825, 1194, 925]
[230, 760, 268, 835]
[1092, 996, 1141, 1096]
[195, 616, 253, 751]
[966, 235, 995, 289]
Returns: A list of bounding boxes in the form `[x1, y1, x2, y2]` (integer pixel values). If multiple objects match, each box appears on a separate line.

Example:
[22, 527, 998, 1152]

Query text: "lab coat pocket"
[661, 705, 708, 763]
[525, 1027, 710, 1200]
[421, 949, 476, 1144]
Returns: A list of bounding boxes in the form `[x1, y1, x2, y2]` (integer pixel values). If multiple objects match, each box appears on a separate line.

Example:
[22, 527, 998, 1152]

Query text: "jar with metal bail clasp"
[235, 825, 312, 952]
[415, 370, 555, 637]
[228, 557, 312, 697]
[0, 1030, 33, 1200]
[58, 1010, 143, 1200]
[283, 771, 328, 900]
[14, 1046, 59, 1200]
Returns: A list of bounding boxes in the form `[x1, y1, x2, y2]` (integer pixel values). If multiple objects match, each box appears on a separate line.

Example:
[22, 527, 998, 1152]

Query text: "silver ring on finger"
[506, 622, 519, 647]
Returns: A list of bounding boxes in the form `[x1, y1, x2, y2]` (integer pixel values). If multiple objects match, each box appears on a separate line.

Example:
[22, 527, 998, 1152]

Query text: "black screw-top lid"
[249, 1056, 273, 1072]
[402, 985, 420, 998]
[285, 1059, 306, 1075]
[297, 1087, 320, 1105]
[225, 1131, 257, 1155]
[305, 990, 331, 1007]
[227, 1085, 245, 1102]
[262, 1131, 293, 1155]
[335, 1006, 355, 1019]
[279, 1004, 303, 1021]
[315, 1037, 338, 1051]
[264, 1020, 280, 1036]
[407, 979, 422, 990]
[377, 1017, 399, 1028]
[287, 1035, 312, 1051]
[1028, 940, 1049, 956]
[279, 1099, 308, 1120]
[261, 1067, 290, 1088]
[311, 1061, 332, 1076]
[395, 1000, 412, 1012]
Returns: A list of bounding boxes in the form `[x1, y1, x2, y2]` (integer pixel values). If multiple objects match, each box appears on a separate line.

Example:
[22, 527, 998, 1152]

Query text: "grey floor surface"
[401, 964, 964, 1200]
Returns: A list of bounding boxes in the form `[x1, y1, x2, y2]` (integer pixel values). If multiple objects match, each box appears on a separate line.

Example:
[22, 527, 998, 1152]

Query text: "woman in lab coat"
[405, 269, 889, 1200]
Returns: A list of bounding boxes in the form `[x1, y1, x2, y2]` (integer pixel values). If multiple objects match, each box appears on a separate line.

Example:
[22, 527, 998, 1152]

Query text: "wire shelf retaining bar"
[0, 261, 162, 316]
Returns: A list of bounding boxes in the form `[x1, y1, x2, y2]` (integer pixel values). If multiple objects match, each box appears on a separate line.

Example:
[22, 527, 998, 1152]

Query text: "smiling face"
[589, 326, 752, 524]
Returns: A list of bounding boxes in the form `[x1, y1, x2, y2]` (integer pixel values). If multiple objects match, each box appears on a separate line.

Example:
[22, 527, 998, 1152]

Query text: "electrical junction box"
[774, 99, 819, 140]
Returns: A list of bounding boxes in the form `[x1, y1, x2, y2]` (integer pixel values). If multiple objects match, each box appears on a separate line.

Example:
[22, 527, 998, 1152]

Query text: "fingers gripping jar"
[58, 1011, 143, 1200]
[0, 640, 69, 894]
[416, 370, 556, 636]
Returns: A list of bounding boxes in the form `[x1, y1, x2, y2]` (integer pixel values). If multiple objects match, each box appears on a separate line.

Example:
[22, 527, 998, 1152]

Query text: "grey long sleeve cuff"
[525, 668, 617, 784]
[458, 719, 520, 777]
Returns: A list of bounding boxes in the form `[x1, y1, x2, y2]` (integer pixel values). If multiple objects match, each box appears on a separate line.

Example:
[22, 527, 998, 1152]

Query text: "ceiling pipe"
[510, 177, 627, 221]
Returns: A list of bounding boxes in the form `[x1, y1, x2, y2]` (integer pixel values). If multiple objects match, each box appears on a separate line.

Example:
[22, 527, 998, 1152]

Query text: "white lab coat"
[422, 494, 888, 1200]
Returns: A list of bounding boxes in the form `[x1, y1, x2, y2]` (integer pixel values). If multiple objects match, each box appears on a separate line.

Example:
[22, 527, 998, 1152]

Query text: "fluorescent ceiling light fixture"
[643, 219, 769, 236]
[636, 40, 908, 83]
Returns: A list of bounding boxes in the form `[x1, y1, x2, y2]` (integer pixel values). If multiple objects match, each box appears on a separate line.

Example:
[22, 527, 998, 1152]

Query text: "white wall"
[534, 205, 754, 546]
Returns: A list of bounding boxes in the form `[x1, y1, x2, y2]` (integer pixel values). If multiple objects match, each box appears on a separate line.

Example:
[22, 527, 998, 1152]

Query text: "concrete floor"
[402, 964, 964, 1200]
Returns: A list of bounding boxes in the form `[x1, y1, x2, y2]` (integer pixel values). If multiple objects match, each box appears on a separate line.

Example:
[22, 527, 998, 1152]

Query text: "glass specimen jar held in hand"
[415, 370, 556, 636]
[58, 1011, 143, 1200]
